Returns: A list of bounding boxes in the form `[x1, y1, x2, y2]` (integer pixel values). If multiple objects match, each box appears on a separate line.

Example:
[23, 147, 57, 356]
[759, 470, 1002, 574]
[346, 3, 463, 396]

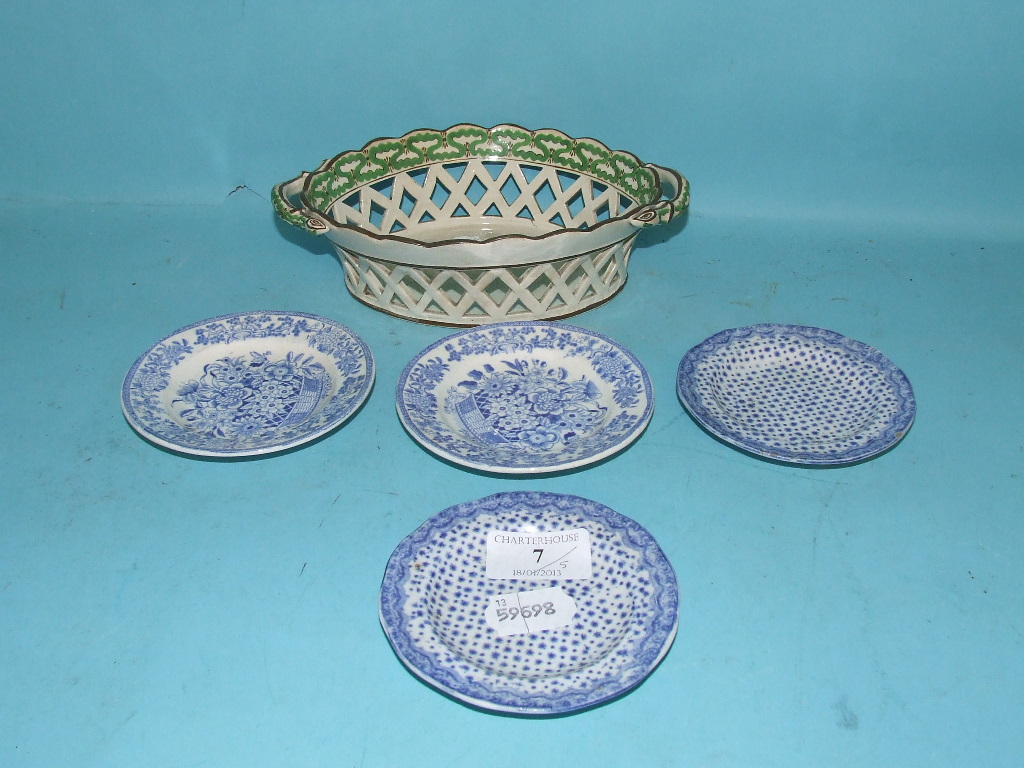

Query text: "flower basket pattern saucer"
[378, 491, 679, 715]
[677, 324, 915, 465]
[122, 312, 374, 457]
[396, 322, 653, 473]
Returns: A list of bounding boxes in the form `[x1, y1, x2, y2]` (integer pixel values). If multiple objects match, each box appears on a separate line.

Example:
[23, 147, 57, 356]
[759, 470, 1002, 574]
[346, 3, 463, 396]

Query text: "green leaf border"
[303, 124, 661, 215]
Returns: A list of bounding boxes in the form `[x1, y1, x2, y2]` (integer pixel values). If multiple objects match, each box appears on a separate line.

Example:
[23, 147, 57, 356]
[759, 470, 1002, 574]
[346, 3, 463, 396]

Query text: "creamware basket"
[273, 124, 689, 325]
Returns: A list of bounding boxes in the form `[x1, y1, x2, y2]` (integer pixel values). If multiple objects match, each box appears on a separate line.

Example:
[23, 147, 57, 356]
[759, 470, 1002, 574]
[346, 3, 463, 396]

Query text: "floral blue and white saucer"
[677, 324, 915, 465]
[121, 311, 374, 456]
[396, 322, 653, 473]
[378, 491, 679, 715]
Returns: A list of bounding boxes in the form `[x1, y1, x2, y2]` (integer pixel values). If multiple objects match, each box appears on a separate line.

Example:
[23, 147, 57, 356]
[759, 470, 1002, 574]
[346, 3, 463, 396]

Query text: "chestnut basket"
[273, 124, 689, 325]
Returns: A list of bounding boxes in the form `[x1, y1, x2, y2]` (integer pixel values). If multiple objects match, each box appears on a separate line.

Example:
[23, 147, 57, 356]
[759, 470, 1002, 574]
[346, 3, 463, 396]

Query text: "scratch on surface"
[834, 697, 859, 730]
[227, 184, 268, 201]
[772, 465, 851, 486]
[653, 440, 853, 485]
[263, 648, 277, 706]
[651, 411, 686, 435]
[815, 480, 843, 508]
[299, 562, 306, 577]
[105, 706, 139, 739]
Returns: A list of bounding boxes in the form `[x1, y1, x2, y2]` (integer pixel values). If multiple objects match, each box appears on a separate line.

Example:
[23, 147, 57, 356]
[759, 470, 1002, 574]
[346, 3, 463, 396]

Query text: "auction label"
[484, 586, 578, 637]
[485, 527, 592, 580]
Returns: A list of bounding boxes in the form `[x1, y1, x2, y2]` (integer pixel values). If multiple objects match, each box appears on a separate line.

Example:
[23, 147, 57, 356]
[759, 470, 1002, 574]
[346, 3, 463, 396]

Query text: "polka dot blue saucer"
[378, 491, 679, 715]
[677, 324, 915, 465]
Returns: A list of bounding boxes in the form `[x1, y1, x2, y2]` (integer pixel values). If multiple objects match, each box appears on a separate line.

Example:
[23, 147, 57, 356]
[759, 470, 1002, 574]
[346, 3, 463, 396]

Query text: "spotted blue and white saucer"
[677, 324, 915, 465]
[396, 322, 653, 473]
[121, 311, 374, 456]
[378, 491, 679, 715]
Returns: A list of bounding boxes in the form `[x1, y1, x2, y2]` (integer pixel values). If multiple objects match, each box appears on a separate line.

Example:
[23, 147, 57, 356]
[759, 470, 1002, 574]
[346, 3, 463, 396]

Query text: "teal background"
[1, 1, 1022, 766]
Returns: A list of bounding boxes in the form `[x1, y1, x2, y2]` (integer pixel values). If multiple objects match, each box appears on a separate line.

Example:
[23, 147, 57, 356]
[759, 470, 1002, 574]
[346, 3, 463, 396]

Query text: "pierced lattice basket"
[273, 124, 689, 325]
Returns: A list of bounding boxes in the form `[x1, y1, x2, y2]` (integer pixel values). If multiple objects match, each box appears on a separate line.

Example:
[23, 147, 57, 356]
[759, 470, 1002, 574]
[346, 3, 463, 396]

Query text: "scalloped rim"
[274, 124, 689, 248]
[378, 491, 679, 714]
[676, 323, 916, 465]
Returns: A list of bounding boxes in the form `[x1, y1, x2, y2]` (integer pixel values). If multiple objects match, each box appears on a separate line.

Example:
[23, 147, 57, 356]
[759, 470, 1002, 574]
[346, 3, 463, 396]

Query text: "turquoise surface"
[2, 1, 1022, 766]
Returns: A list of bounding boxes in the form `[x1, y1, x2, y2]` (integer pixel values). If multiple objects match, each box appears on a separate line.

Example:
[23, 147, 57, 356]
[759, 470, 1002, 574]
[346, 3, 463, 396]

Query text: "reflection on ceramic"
[677, 324, 915, 465]
[378, 491, 678, 715]
[396, 322, 653, 473]
[121, 312, 374, 456]
[272, 124, 689, 325]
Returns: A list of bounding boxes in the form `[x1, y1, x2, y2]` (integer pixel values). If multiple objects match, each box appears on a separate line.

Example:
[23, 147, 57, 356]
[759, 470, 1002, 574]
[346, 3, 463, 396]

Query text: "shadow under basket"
[273, 124, 689, 325]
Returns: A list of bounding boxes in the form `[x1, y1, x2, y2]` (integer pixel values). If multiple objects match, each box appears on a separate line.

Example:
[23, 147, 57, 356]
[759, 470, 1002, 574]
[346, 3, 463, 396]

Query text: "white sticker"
[486, 527, 592, 580]
[484, 586, 578, 637]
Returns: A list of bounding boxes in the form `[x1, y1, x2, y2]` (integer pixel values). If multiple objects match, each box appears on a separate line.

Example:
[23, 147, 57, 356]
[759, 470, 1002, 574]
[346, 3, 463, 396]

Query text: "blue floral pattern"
[122, 312, 374, 456]
[396, 322, 653, 473]
[173, 352, 329, 441]
[444, 359, 605, 451]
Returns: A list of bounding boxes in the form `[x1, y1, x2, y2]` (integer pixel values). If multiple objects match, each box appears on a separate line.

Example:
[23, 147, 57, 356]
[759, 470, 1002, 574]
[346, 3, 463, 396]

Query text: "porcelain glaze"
[121, 312, 374, 456]
[396, 321, 653, 473]
[273, 124, 689, 325]
[378, 491, 679, 714]
[677, 324, 915, 464]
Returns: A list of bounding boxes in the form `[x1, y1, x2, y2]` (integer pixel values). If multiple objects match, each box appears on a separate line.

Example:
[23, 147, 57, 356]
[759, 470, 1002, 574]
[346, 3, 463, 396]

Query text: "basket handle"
[271, 172, 330, 235]
[630, 165, 690, 228]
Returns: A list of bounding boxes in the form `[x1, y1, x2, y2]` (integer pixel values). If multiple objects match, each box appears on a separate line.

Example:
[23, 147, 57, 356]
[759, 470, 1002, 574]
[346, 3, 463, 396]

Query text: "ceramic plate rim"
[378, 491, 679, 715]
[395, 321, 654, 474]
[676, 323, 916, 465]
[121, 310, 375, 457]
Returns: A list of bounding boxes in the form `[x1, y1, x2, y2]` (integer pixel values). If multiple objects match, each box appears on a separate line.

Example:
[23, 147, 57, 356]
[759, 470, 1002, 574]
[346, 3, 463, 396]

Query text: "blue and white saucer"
[121, 311, 374, 456]
[396, 322, 653, 473]
[677, 324, 915, 465]
[378, 491, 679, 715]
